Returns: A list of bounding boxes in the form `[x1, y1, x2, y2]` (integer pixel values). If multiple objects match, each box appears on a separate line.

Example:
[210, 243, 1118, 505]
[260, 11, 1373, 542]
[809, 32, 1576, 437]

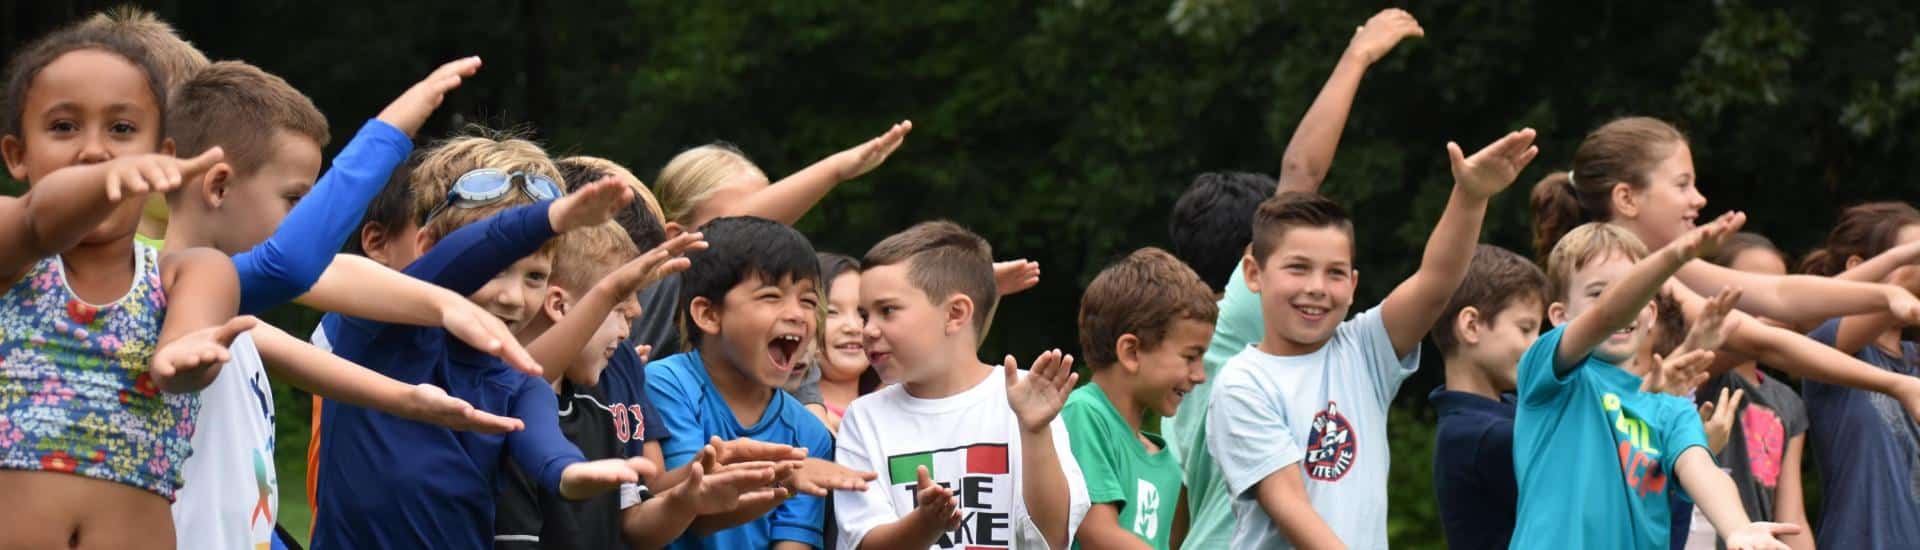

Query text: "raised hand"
[401, 383, 524, 434]
[993, 259, 1041, 297]
[1005, 349, 1078, 433]
[103, 147, 225, 202]
[598, 232, 709, 298]
[1680, 287, 1743, 355]
[1722, 521, 1799, 550]
[1346, 8, 1425, 65]
[787, 457, 877, 496]
[437, 294, 542, 376]
[559, 457, 659, 500]
[1698, 387, 1745, 454]
[829, 121, 913, 181]
[1642, 350, 1711, 396]
[377, 56, 482, 137]
[1668, 211, 1748, 261]
[906, 465, 962, 536]
[548, 177, 635, 233]
[1447, 128, 1540, 200]
[150, 315, 256, 393]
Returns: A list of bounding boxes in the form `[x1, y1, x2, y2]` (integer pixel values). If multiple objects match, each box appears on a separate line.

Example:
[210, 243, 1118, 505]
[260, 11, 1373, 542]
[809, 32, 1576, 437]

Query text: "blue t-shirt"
[1510, 326, 1708, 550]
[311, 202, 588, 550]
[1804, 319, 1920, 549]
[1429, 387, 1517, 550]
[646, 350, 834, 549]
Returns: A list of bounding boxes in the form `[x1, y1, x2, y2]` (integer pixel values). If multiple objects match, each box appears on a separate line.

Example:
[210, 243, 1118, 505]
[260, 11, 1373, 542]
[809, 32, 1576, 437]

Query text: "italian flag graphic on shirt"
[887, 443, 1014, 549]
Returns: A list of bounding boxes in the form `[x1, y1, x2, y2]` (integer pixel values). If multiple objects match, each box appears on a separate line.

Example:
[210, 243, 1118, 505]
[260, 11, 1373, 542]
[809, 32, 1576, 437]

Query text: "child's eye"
[527, 272, 549, 284]
[109, 121, 137, 135]
[48, 120, 77, 133]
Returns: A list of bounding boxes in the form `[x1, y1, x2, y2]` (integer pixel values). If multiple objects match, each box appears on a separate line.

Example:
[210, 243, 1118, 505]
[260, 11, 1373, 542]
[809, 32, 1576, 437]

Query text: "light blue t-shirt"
[1206, 306, 1418, 549]
[647, 350, 834, 550]
[1511, 326, 1708, 550]
[1163, 266, 1262, 549]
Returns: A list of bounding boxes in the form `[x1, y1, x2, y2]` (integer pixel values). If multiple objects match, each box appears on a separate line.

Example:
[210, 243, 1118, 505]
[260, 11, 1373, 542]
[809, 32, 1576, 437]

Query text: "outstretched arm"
[1380, 129, 1538, 356]
[717, 121, 911, 225]
[300, 254, 539, 376]
[1275, 9, 1423, 194]
[1559, 213, 1744, 371]
[1254, 465, 1344, 549]
[250, 323, 523, 433]
[1676, 259, 1920, 328]
[1, 149, 222, 283]
[527, 231, 706, 381]
[152, 247, 249, 392]
[1676, 448, 1798, 549]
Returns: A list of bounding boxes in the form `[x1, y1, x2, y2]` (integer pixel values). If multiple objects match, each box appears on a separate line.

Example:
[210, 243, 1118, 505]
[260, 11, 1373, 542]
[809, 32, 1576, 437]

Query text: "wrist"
[1339, 48, 1376, 67]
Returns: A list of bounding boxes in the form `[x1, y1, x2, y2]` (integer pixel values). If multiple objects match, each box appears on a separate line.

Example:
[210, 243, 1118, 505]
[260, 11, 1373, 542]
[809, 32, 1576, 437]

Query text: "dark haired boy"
[1425, 244, 1548, 549]
[1063, 247, 1219, 550]
[835, 220, 1089, 550]
[1205, 129, 1537, 548]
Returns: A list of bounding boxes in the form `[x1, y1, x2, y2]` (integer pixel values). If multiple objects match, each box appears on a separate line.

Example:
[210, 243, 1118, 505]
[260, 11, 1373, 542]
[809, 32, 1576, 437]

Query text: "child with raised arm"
[1064, 248, 1218, 550]
[1511, 219, 1799, 549]
[1163, 10, 1423, 549]
[1205, 127, 1537, 549]
[834, 221, 1089, 550]
[0, 20, 253, 548]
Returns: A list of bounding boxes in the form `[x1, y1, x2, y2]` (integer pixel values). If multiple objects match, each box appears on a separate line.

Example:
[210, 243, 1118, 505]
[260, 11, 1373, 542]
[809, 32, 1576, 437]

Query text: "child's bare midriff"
[0, 471, 176, 550]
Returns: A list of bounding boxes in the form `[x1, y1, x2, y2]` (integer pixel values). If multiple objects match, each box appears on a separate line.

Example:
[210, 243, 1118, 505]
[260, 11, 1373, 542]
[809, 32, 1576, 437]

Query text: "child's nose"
[76, 133, 111, 164]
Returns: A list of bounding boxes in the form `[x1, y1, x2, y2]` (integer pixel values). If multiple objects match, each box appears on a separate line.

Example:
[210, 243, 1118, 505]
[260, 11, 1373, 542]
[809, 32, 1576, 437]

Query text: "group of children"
[5, 6, 1920, 550]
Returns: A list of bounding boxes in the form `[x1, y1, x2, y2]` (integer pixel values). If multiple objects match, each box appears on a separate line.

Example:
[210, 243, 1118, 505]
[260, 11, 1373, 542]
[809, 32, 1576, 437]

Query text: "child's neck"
[1877, 329, 1906, 358]
[1441, 356, 1503, 401]
[701, 346, 773, 426]
[59, 234, 138, 304]
[1256, 330, 1331, 357]
[1089, 370, 1154, 450]
[1734, 361, 1762, 384]
[903, 346, 993, 400]
[818, 372, 860, 410]
[159, 203, 222, 253]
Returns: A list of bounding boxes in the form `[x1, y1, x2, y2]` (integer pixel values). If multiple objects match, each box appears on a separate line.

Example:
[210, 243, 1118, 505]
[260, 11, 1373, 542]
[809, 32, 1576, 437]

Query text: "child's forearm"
[1019, 425, 1072, 549]
[527, 282, 628, 382]
[1675, 448, 1754, 539]
[251, 323, 422, 406]
[299, 254, 459, 326]
[404, 201, 557, 295]
[621, 488, 700, 550]
[1254, 465, 1344, 550]
[156, 248, 245, 392]
[1559, 249, 1689, 368]
[1728, 318, 1917, 396]
[1775, 435, 1815, 550]
[1678, 260, 1903, 325]
[4, 164, 126, 275]
[1835, 241, 1920, 283]
[690, 497, 783, 535]
[1382, 186, 1488, 355]
[1276, 51, 1374, 195]
[727, 160, 842, 226]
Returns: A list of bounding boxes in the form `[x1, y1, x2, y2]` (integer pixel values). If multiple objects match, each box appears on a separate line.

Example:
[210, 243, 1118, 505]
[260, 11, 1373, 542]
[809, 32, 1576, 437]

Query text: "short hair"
[77, 7, 208, 95]
[1078, 247, 1220, 369]
[1431, 245, 1549, 357]
[344, 155, 420, 255]
[551, 221, 640, 296]
[4, 19, 168, 140]
[862, 220, 998, 335]
[678, 217, 821, 347]
[1706, 232, 1785, 270]
[411, 127, 564, 243]
[1249, 192, 1355, 264]
[652, 143, 764, 226]
[1544, 222, 1649, 303]
[1650, 290, 1686, 358]
[1170, 171, 1277, 290]
[166, 61, 330, 176]
[558, 157, 668, 251]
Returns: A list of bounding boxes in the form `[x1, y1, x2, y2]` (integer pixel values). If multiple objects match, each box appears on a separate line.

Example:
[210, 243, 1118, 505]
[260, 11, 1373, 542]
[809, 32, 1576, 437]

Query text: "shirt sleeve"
[506, 375, 588, 494]
[1777, 383, 1810, 439]
[768, 409, 834, 548]
[1516, 326, 1576, 408]
[1344, 306, 1421, 406]
[832, 402, 897, 550]
[1805, 318, 1841, 347]
[1206, 366, 1304, 497]
[644, 361, 707, 469]
[1061, 400, 1123, 505]
[233, 120, 412, 314]
[1658, 396, 1711, 484]
[401, 200, 557, 296]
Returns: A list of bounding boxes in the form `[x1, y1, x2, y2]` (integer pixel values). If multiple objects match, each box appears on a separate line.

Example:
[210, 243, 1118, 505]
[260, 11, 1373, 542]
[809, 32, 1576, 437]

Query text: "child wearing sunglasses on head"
[310, 131, 675, 550]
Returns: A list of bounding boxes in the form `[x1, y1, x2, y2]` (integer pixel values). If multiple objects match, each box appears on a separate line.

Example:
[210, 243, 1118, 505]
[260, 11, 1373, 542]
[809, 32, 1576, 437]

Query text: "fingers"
[627, 456, 661, 479]
[463, 408, 524, 433]
[430, 56, 483, 81]
[1003, 354, 1020, 388]
[1446, 141, 1466, 170]
[1760, 521, 1804, 535]
[734, 487, 786, 508]
[1728, 388, 1746, 414]
[213, 316, 259, 347]
[178, 146, 225, 175]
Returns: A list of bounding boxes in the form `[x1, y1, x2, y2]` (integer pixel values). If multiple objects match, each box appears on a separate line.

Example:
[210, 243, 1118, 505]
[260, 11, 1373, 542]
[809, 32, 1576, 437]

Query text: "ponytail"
[1530, 170, 1583, 260]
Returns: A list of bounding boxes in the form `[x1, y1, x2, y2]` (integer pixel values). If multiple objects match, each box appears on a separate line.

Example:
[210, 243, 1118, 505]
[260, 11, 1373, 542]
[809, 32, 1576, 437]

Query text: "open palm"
[1447, 128, 1539, 199]
[1005, 349, 1077, 432]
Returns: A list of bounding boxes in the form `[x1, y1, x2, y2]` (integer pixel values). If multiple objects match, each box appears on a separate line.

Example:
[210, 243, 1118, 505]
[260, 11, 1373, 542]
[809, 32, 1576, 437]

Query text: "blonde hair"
[411, 127, 564, 243]
[652, 143, 764, 226]
[1545, 222, 1650, 303]
[558, 155, 664, 226]
[551, 221, 639, 296]
[80, 6, 209, 94]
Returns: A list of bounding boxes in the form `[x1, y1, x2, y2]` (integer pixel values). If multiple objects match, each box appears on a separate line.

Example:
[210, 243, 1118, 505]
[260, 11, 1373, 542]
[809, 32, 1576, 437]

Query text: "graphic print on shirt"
[1739, 404, 1784, 488]
[1304, 401, 1357, 481]
[886, 443, 1013, 549]
[1133, 478, 1161, 539]
[610, 402, 646, 443]
[1603, 393, 1669, 497]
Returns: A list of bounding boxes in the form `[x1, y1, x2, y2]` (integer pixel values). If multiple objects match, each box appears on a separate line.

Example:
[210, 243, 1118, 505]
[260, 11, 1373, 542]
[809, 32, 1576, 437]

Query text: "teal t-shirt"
[1063, 384, 1184, 550]
[1511, 326, 1709, 549]
[1163, 266, 1261, 549]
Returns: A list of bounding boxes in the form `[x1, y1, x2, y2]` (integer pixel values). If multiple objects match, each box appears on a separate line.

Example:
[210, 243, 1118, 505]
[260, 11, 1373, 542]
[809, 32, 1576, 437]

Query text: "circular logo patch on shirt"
[1304, 401, 1357, 481]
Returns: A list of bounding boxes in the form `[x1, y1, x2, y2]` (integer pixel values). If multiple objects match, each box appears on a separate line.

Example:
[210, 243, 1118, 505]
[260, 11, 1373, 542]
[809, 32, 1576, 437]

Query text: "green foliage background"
[8, 0, 1920, 546]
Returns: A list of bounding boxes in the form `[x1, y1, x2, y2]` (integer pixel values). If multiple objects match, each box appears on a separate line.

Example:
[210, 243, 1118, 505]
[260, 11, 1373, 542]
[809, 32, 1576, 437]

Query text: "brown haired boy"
[835, 220, 1089, 549]
[1062, 247, 1219, 549]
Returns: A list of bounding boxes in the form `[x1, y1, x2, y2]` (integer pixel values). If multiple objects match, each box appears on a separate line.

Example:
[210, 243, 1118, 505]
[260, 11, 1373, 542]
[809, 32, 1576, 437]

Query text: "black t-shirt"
[495, 362, 663, 549]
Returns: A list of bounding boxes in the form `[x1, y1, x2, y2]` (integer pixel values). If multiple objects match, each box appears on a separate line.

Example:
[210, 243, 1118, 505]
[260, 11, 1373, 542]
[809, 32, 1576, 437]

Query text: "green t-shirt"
[1062, 383, 1184, 550]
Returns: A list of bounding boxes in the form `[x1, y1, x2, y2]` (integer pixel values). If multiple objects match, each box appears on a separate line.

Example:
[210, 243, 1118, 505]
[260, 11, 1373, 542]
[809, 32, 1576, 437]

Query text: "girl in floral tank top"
[0, 242, 193, 499]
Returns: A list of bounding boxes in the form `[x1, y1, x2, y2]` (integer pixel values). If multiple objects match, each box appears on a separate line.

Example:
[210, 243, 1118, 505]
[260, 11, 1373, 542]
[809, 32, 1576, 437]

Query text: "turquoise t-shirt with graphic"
[1511, 326, 1709, 549]
[1062, 384, 1183, 549]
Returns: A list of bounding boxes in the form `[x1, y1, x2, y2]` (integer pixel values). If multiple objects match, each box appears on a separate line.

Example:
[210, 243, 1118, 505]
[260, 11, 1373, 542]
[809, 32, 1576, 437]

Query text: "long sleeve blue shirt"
[311, 201, 587, 550]
[234, 119, 411, 314]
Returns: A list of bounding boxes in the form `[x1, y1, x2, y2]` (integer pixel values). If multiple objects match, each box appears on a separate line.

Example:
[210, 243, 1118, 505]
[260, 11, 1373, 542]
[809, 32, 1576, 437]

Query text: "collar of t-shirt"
[1427, 386, 1515, 419]
[888, 364, 1006, 415]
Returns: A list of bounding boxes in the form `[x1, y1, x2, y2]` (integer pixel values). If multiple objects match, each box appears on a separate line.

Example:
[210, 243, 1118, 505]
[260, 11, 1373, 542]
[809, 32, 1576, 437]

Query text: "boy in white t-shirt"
[1204, 129, 1539, 549]
[834, 221, 1090, 549]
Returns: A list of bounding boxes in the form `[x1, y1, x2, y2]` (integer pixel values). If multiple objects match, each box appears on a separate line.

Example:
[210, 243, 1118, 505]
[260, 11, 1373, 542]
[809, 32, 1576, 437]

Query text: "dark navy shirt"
[1430, 386, 1518, 550]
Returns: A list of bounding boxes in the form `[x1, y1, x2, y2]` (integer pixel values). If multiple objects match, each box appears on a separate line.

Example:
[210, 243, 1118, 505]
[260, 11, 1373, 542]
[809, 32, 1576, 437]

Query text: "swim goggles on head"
[423, 168, 565, 224]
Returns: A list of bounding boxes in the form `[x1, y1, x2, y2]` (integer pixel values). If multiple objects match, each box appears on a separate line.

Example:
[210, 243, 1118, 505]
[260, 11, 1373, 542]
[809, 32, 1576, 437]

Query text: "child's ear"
[1, 135, 24, 181]
[1241, 254, 1262, 295]
[199, 163, 234, 208]
[161, 137, 176, 156]
[360, 223, 391, 265]
[542, 286, 569, 324]
[1846, 254, 1865, 271]
[688, 296, 723, 337]
[1610, 181, 1639, 220]
[1115, 334, 1143, 374]
[1455, 306, 1483, 346]
[1547, 302, 1570, 326]
[413, 229, 436, 256]
[944, 293, 974, 337]
[664, 221, 686, 239]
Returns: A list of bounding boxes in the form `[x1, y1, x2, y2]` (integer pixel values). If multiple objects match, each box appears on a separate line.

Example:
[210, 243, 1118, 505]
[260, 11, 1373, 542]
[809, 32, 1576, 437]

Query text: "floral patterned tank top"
[0, 242, 195, 500]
